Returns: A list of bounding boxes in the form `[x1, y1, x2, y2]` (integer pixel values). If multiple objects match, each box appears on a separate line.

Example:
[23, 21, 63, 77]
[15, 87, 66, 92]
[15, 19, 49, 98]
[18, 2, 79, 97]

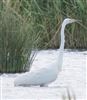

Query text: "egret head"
[63, 18, 77, 25]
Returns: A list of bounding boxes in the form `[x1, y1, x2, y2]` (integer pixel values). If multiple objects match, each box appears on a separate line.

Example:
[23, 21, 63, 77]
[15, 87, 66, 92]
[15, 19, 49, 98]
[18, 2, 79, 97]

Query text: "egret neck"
[57, 21, 66, 71]
[60, 22, 66, 50]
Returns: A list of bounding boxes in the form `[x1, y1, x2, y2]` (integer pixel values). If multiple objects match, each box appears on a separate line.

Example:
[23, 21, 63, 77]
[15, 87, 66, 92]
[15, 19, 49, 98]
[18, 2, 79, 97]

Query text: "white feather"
[14, 18, 77, 86]
[14, 61, 58, 86]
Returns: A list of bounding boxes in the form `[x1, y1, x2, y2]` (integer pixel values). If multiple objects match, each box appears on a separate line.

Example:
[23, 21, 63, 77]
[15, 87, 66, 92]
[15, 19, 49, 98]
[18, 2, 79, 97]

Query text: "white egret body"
[14, 18, 77, 86]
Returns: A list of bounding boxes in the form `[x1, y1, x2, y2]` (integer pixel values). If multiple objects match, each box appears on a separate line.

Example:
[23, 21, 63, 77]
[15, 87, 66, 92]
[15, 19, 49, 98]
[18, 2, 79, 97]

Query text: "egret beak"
[71, 19, 82, 23]
[73, 19, 82, 22]
[72, 19, 78, 22]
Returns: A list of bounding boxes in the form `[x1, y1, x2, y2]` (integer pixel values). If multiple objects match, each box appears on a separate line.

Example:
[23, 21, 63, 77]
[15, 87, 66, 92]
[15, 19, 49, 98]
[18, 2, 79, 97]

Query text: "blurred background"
[0, 0, 87, 73]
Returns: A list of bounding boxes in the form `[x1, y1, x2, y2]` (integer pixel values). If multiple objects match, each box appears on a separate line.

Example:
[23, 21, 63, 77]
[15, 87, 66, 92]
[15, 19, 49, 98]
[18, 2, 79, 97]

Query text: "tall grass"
[18, 0, 87, 49]
[0, 1, 39, 73]
[0, 0, 87, 73]
[3, 0, 87, 49]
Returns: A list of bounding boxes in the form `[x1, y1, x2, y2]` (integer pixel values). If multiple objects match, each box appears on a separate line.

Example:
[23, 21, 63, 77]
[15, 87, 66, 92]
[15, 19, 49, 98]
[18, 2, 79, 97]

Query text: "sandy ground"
[0, 49, 86, 100]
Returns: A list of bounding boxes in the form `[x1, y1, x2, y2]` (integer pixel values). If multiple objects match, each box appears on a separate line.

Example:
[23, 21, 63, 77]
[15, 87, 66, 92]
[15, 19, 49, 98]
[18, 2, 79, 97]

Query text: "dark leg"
[40, 84, 48, 87]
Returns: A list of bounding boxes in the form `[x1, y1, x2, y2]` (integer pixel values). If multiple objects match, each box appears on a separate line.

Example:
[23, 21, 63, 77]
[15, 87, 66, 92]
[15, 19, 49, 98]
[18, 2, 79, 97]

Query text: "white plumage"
[14, 61, 58, 86]
[14, 18, 77, 87]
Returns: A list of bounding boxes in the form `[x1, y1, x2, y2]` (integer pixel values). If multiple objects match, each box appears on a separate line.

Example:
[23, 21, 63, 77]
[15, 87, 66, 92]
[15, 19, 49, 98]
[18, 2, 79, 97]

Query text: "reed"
[17, 0, 87, 49]
[0, 0, 87, 73]
[3, 0, 87, 49]
[0, 1, 38, 73]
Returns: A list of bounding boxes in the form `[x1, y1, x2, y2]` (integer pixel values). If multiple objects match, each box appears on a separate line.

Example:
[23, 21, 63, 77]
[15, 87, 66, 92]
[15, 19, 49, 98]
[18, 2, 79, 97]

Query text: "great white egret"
[14, 18, 77, 87]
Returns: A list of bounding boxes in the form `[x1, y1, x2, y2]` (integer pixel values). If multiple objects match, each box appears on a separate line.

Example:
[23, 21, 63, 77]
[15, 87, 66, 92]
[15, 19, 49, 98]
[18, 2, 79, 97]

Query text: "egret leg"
[40, 84, 48, 87]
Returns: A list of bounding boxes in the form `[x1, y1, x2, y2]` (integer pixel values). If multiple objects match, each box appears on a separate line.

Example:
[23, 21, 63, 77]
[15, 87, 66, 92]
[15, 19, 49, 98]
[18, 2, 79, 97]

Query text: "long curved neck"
[60, 22, 66, 50]
[57, 22, 66, 71]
